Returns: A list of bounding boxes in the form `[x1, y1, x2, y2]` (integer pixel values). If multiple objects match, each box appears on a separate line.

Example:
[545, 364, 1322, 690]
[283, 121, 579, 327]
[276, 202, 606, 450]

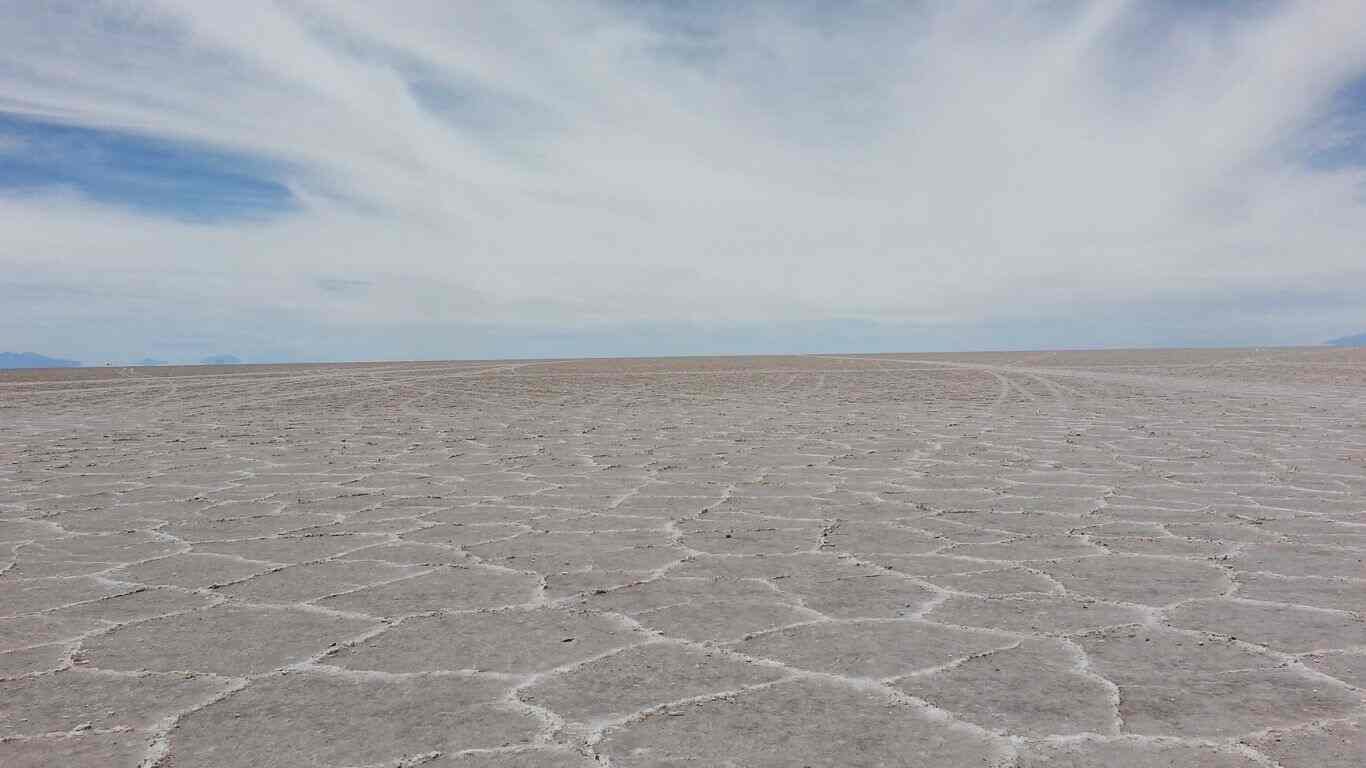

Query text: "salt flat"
[1, 349, 1363, 767]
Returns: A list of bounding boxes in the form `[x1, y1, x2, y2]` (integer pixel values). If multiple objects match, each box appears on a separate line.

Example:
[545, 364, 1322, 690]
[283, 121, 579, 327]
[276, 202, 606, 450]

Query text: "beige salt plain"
[1, 349, 1363, 766]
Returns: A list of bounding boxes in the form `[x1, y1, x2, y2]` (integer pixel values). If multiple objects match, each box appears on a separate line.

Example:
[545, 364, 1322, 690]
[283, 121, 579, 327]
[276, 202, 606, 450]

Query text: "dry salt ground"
[1, 349, 1363, 767]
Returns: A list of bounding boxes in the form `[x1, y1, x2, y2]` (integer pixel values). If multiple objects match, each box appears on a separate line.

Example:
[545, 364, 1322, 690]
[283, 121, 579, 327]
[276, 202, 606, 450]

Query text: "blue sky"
[0, 112, 294, 221]
[3, 1, 1366, 363]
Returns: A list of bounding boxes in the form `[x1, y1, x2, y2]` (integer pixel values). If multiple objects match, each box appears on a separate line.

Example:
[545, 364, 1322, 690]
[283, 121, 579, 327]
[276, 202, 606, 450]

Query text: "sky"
[3, 0, 1366, 363]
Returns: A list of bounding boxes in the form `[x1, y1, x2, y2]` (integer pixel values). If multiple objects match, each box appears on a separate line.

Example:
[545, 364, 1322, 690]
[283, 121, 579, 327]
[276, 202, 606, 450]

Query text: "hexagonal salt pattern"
[1, 349, 1363, 766]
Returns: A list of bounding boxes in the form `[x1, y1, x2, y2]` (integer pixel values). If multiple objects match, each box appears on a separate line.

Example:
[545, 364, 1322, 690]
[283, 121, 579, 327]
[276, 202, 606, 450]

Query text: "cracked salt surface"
[1, 349, 1363, 766]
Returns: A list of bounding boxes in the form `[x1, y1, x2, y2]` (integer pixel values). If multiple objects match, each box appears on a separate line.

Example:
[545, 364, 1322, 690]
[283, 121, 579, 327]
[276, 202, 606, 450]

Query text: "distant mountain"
[200, 354, 242, 364]
[1326, 333, 1366, 347]
[0, 352, 81, 369]
[137, 358, 169, 366]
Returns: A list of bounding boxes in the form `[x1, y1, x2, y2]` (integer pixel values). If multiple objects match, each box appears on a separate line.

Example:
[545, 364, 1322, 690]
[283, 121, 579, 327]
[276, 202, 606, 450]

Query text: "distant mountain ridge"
[0, 352, 81, 369]
[1326, 333, 1366, 347]
[201, 354, 242, 364]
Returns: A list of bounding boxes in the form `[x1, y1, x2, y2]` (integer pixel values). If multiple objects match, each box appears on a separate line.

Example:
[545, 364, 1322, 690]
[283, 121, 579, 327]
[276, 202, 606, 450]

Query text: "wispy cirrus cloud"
[3, 0, 1366, 361]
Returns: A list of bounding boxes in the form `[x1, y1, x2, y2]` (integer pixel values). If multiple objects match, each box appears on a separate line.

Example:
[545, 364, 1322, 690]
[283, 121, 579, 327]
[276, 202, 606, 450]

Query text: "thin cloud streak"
[2, 0, 1366, 360]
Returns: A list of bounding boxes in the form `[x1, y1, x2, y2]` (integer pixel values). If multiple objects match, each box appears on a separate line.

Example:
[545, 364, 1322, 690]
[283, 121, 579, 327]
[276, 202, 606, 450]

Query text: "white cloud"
[2, 0, 1366, 357]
